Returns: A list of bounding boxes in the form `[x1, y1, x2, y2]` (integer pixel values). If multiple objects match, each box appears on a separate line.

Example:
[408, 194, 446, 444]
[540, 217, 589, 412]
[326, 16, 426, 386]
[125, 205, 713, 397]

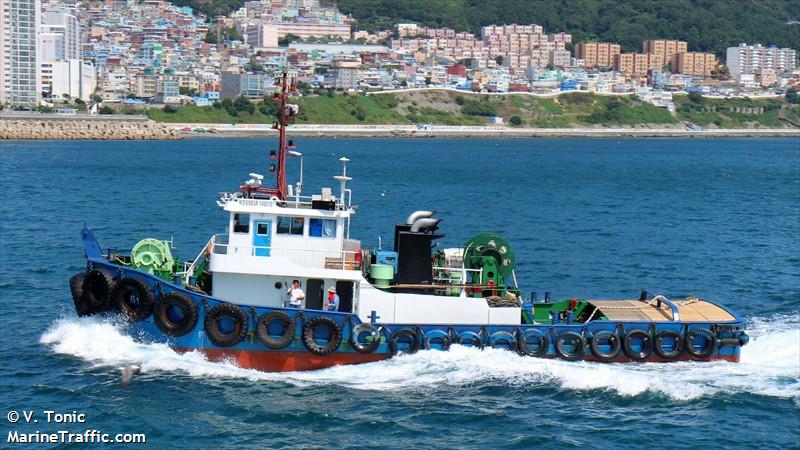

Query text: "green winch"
[130, 238, 178, 281]
[464, 233, 516, 294]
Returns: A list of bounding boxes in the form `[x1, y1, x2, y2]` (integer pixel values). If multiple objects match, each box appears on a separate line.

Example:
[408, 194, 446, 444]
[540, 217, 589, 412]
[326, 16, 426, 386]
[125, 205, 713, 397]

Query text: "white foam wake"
[40, 314, 800, 402]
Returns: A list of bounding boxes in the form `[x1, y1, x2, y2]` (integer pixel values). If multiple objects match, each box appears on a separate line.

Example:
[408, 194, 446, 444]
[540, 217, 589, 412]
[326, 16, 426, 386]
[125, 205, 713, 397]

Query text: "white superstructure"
[203, 159, 520, 326]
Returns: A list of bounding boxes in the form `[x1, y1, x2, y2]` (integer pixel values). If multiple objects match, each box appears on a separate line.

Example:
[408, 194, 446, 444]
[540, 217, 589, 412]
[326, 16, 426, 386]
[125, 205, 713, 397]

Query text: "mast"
[238, 70, 296, 200]
[273, 70, 292, 200]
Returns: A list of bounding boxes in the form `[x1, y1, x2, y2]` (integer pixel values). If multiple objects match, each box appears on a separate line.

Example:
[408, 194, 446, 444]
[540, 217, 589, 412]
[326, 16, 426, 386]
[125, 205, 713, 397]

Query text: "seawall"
[0, 115, 181, 140]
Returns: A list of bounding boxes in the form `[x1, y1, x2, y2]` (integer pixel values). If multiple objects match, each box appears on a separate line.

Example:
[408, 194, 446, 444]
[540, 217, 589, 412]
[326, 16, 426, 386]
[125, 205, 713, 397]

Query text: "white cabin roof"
[220, 195, 354, 218]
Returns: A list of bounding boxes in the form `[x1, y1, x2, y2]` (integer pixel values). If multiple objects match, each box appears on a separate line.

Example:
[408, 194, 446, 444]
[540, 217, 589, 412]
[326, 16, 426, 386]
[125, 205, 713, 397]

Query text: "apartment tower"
[0, 0, 42, 106]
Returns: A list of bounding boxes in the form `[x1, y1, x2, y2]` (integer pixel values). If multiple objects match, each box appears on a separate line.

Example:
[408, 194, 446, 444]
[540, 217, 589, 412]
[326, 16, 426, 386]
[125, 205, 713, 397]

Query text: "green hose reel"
[464, 233, 516, 287]
[130, 238, 176, 280]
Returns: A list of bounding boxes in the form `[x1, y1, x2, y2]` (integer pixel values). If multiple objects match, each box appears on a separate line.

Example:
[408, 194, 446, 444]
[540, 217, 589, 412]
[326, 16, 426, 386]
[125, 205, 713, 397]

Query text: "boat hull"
[72, 229, 748, 373]
[180, 348, 390, 372]
[185, 347, 739, 373]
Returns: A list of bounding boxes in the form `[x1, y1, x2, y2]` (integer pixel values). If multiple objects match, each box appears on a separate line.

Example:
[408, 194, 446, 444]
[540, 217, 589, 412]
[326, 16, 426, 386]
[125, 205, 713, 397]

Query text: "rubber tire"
[351, 323, 381, 354]
[302, 316, 342, 356]
[80, 268, 116, 314]
[423, 331, 451, 351]
[389, 329, 420, 355]
[69, 272, 90, 317]
[590, 330, 621, 362]
[204, 303, 248, 348]
[456, 331, 484, 349]
[622, 329, 652, 361]
[113, 277, 155, 322]
[517, 329, 549, 357]
[256, 311, 296, 349]
[154, 292, 198, 337]
[686, 328, 717, 359]
[490, 331, 518, 352]
[555, 332, 586, 361]
[654, 330, 684, 360]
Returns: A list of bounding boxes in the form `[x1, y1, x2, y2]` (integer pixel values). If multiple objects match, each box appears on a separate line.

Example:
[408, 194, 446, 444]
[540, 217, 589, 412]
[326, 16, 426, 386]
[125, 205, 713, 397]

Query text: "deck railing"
[220, 193, 347, 211]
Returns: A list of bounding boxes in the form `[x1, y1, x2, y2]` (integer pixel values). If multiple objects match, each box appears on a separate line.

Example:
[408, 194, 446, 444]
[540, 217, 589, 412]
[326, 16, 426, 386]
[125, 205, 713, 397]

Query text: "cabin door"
[305, 279, 324, 310]
[253, 220, 272, 256]
[335, 280, 354, 313]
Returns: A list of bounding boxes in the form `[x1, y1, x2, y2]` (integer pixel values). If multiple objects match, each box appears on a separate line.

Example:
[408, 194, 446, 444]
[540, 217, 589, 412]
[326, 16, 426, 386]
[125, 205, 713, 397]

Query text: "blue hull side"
[78, 229, 747, 372]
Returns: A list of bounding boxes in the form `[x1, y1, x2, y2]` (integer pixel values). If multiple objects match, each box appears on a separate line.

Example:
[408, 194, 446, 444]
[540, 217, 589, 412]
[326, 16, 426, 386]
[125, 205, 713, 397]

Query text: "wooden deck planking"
[588, 299, 734, 322]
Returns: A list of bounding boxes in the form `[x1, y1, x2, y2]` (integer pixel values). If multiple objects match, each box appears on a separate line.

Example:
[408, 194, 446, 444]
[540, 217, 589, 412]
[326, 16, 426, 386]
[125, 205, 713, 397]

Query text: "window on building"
[233, 213, 250, 233]
[309, 218, 336, 238]
[277, 216, 304, 235]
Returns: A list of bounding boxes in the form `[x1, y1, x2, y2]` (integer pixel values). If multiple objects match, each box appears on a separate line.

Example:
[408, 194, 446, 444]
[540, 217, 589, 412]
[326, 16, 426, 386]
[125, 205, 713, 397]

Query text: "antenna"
[333, 156, 352, 209]
[288, 149, 303, 200]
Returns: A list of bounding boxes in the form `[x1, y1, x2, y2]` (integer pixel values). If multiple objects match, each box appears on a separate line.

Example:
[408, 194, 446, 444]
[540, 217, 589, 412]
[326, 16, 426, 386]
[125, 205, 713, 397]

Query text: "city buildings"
[39, 5, 95, 101]
[1, 0, 796, 108]
[0, 0, 42, 107]
[41, 6, 80, 61]
[674, 52, 717, 76]
[50, 59, 96, 100]
[615, 53, 664, 76]
[726, 43, 797, 76]
[221, 71, 273, 98]
[575, 42, 620, 68]
[326, 59, 358, 90]
[643, 39, 688, 66]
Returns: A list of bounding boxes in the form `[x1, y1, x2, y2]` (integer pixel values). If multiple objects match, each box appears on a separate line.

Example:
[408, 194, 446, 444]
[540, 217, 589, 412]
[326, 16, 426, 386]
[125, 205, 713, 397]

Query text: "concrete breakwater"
[0, 118, 181, 140]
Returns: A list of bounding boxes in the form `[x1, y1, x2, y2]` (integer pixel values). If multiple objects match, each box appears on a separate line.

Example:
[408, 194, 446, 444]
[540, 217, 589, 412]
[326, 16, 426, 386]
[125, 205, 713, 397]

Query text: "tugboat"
[68, 73, 749, 372]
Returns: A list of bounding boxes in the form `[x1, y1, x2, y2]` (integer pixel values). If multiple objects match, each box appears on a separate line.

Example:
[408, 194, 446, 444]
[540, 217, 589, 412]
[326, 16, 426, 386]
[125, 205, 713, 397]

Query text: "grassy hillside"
[146, 90, 797, 129]
[672, 94, 788, 128]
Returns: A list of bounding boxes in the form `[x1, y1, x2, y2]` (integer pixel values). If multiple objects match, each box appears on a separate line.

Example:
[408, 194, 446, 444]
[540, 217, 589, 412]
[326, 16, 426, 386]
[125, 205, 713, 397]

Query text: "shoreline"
[1, 116, 798, 140]
[175, 123, 800, 139]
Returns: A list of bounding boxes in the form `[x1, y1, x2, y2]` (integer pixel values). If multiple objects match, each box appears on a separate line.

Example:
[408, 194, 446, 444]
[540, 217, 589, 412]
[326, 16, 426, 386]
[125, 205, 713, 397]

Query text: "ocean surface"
[0, 137, 798, 449]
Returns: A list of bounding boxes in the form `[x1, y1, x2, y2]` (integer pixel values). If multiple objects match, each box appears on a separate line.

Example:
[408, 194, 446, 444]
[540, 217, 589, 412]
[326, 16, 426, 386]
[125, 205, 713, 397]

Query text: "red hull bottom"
[179, 348, 739, 372]
[178, 348, 390, 372]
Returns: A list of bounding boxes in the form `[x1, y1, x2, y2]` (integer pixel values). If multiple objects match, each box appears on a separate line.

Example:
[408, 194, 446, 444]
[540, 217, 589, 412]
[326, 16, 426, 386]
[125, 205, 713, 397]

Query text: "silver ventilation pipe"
[410, 217, 441, 233]
[406, 210, 435, 225]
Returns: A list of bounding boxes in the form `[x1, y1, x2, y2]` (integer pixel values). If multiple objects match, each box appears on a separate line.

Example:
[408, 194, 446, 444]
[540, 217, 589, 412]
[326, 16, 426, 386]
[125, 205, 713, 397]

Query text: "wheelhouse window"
[277, 216, 304, 235]
[309, 218, 336, 238]
[233, 214, 250, 233]
[256, 222, 269, 235]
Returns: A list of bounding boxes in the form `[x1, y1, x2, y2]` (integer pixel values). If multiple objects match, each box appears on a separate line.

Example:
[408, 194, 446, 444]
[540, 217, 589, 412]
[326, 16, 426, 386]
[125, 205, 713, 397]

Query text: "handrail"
[433, 266, 483, 274]
[181, 234, 215, 284]
[649, 295, 681, 321]
[221, 192, 351, 211]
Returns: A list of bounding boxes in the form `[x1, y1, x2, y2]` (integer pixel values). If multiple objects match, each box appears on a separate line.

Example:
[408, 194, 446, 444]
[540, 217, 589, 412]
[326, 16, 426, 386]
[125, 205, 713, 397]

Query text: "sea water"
[1, 138, 798, 448]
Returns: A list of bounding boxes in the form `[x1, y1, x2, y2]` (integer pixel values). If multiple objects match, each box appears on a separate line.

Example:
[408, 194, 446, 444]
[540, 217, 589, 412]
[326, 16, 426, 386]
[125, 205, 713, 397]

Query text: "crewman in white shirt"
[286, 279, 305, 308]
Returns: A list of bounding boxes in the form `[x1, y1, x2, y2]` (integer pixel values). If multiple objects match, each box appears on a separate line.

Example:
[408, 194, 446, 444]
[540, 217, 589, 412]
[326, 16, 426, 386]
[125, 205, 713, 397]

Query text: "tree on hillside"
[786, 89, 800, 105]
[234, 96, 255, 114]
[204, 26, 242, 44]
[278, 33, 302, 46]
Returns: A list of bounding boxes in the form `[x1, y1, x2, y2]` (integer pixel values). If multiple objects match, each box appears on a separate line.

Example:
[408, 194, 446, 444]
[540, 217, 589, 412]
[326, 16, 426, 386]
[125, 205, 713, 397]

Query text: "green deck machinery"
[463, 233, 516, 296]
[130, 238, 179, 281]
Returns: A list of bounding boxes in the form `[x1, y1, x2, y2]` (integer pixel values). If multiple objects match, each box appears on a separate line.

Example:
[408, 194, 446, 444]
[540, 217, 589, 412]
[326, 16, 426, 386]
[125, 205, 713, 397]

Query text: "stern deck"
[589, 298, 735, 322]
